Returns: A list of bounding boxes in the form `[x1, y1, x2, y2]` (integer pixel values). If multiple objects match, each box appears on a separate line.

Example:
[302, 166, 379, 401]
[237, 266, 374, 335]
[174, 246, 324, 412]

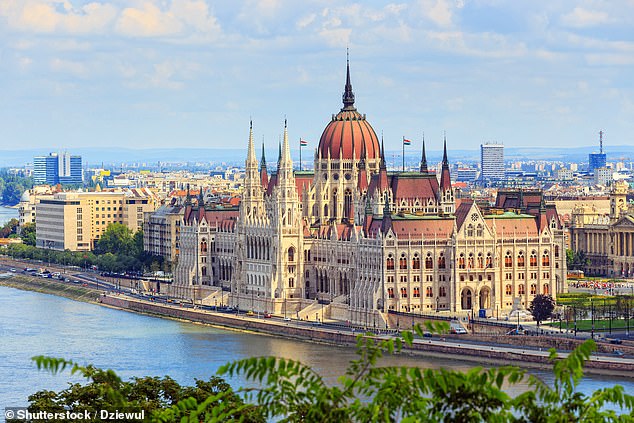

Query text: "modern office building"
[588, 131, 607, 174]
[480, 143, 505, 181]
[33, 152, 83, 185]
[36, 188, 159, 251]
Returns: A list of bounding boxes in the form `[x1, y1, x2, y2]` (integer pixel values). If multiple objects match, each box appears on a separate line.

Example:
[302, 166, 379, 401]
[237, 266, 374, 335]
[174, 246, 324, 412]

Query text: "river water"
[2, 286, 634, 409]
[0, 206, 18, 227]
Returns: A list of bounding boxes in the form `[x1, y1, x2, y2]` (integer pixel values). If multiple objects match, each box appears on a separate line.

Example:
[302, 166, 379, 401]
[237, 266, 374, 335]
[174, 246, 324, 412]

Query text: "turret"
[439, 135, 455, 215]
[420, 134, 428, 173]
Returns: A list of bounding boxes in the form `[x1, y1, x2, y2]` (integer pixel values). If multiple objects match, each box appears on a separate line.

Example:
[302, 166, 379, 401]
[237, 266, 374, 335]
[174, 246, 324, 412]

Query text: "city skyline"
[1, 1, 633, 152]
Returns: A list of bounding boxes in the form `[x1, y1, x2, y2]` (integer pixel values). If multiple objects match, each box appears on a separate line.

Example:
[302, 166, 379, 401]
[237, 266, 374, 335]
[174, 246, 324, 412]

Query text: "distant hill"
[1, 145, 633, 168]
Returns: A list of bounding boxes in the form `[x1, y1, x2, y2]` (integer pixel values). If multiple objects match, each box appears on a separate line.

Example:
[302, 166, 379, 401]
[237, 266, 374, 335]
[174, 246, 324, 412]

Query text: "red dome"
[318, 110, 380, 160]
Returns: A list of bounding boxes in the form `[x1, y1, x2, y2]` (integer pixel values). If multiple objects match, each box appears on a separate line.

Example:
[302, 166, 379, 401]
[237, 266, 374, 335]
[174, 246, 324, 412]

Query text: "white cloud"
[420, 0, 453, 27]
[561, 7, 610, 28]
[50, 57, 88, 77]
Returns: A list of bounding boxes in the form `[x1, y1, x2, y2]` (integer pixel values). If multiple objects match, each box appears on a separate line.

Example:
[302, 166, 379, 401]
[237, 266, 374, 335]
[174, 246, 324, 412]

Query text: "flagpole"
[402, 136, 405, 172]
[299, 138, 302, 171]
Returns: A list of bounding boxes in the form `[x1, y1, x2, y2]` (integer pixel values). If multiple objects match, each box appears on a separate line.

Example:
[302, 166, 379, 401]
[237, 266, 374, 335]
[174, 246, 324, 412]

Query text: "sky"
[1, 0, 633, 155]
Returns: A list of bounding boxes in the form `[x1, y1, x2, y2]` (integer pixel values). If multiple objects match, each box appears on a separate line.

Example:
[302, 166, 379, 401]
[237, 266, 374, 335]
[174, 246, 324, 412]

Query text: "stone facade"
[172, 63, 567, 325]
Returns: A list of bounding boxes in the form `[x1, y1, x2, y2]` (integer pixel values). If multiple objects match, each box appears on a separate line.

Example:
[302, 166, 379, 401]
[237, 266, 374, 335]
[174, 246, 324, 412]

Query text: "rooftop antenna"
[599, 130, 604, 154]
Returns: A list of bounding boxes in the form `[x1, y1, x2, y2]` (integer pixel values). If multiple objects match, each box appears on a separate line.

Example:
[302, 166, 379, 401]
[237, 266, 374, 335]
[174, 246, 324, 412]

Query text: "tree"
[20, 223, 36, 246]
[529, 294, 555, 327]
[95, 223, 135, 256]
[0, 218, 19, 238]
[23, 325, 634, 423]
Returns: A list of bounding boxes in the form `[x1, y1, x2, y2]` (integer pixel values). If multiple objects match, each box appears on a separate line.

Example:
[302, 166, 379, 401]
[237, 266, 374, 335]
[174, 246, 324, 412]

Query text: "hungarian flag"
[300, 138, 308, 147]
[403, 138, 412, 145]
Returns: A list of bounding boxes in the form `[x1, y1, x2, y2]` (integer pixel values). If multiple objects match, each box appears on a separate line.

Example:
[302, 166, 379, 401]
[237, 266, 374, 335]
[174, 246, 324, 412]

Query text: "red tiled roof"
[318, 110, 380, 160]
[455, 200, 474, 231]
[488, 217, 539, 237]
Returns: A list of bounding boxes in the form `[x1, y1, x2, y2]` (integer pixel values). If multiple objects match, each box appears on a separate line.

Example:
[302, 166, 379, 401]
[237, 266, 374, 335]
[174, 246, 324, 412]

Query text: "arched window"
[400, 288, 408, 298]
[439, 286, 447, 297]
[476, 224, 483, 237]
[505, 284, 512, 295]
[477, 253, 484, 268]
[438, 253, 446, 269]
[386, 256, 395, 270]
[486, 253, 492, 268]
[530, 283, 537, 295]
[412, 254, 421, 270]
[200, 239, 207, 253]
[543, 284, 550, 295]
[555, 245, 560, 258]
[425, 253, 433, 269]
[399, 253, 407, 270]
[289, 278, 295, 288]
[517, 251, 525, 267]
[426, 287, 433, 297]
[288, 247, 295, 262]
[542, 251, 550, 266]
[519, 284, 525, 295]
[344, 189, 353, 219]
[530, 250, 538, 267]
[458, 253, 465, 269]
[466, 224, 474, 237]
[388, 288, 395, 298]
[468, 253, 474, 269]
[505, 251, 512, 268]
[202, 266, 207, 276]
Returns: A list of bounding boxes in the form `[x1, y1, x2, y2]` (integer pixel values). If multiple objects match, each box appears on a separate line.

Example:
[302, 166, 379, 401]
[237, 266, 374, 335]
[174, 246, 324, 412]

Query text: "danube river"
[0, 206, 18, 226]
[2, 286, 634, 408]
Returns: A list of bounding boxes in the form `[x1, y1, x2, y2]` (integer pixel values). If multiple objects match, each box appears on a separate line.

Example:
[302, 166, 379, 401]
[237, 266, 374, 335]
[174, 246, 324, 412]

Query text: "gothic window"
[425, 253, 433, 269]
[476, 224, 483, 237]
[426, 287, 433, 297]
[439, 286, 447, 297]
[530, 250, 538, 267]
[386, 255, 395, 270]
[517, 251, 525, 267]
[413, 287, 420, 298]
[288, 247, 295, 262]
[399, 253, 407, 270]
[505, 251, 512, 268]
[519, 284, 525, 295]
[202, 266, 207, 277]
[477, 253, 484, 268]
[555, 245, 559, 258]
[542, 251, 550, 266]
[400, 288, 408, 298]
[412, 254, 421, 270]
[468, 253, 474, 269]
[530, 284, 537, 295]
[486, 252, 492, 268]
[467, 224, 474, 237]
[543, 284, 550, 295]
[458, 253, 465, 269]
[438, 253, 446, 269]
[388, 288, 395, 299]
[289, 278, 295, 288]
[344, 189, 353, 219]
[200, 239, 207, 253]
[505, 284, 512, 295]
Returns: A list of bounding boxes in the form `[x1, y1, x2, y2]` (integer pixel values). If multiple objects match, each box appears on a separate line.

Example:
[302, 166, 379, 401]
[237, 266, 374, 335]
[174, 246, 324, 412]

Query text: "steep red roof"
[455, 200, 474, 231]
[391, 173, 439, 201]
[366, 217, 454, 239]
[487, 217, 539, 237]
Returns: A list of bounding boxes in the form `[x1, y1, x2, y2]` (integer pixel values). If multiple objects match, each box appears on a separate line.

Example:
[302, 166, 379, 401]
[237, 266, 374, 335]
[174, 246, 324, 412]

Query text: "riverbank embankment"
[0, 275, 101, 303]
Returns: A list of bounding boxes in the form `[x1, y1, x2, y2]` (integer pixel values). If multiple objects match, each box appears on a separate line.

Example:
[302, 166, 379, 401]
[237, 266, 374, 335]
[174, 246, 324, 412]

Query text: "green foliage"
[567, 249, 590, 271]
[20, 322, 634, 422]
[1, 218, 19, 238]
[0, 170, 33, 205]
[20, 222, 36, 246]
[529, 294, 556, 326]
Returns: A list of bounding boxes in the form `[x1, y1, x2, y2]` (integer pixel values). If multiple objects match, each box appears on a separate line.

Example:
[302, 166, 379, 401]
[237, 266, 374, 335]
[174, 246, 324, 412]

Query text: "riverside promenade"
[100, 293, 634, 377]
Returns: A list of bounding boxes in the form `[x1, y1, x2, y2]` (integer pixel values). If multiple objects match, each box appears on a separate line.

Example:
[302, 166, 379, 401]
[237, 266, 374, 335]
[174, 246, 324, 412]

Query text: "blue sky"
[1, 0, 633, 154]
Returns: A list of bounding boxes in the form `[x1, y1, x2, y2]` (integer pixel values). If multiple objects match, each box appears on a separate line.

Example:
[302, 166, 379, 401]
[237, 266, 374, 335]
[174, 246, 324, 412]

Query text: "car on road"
[246, 311, 255, 316]
[9, 268, 16, 272]
[450, 326, 468, 335]
[422, 331, 433, 338]
[607, 338, 623, 345]
[283, 317, 292, 322]
[263, 313, 272, 318]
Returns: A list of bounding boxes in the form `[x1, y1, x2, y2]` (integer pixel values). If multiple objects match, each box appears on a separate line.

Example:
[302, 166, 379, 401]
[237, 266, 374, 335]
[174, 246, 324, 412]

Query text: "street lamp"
[436, 296, 439, 313]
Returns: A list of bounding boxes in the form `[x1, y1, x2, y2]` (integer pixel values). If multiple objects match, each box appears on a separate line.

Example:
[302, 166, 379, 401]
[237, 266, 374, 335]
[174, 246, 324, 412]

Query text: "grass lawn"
[545, 318, 633, 332]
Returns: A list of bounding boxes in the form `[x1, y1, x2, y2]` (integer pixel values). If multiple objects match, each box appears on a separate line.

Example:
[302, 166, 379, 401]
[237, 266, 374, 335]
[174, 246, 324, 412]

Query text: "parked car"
[246, 311, 255, 316]
[263, 313, 272, 318]
[450, 326, 468, 335]
[422, 331, 433, 338]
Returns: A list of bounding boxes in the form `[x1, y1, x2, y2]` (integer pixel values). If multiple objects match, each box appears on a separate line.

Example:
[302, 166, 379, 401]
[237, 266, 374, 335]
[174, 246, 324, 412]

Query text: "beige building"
[570, 180, 634, 276]
[143, 204, 183, 269]
[17, 185, 56, 232]
[36, 188, 158, 251]
[172, 63, 567, 326]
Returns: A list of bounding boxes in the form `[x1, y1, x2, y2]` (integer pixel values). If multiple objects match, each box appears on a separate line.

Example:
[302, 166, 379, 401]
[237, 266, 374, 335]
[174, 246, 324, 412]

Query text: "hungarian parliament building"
[171, 62, 567, 326]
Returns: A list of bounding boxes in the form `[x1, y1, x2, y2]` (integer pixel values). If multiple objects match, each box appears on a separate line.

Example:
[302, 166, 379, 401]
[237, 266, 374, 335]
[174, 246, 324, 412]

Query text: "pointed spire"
[247, 119, 257, 163]
[342, 48, 356, 111]
[185, 183, 191, 205]
[277, 137, 282, 169]
[260, 139, 267, 171]
[442, 132, 449, 168]
[380, 134, 386, 170]
[381, 194, 392, 235]
[281, 118, 291, 164]
[198, 187, 205, 208]
[420, 133, 428, 173]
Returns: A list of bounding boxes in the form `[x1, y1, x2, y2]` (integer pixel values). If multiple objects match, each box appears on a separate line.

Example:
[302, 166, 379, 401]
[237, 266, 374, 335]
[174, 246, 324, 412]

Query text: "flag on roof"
[403, 138, 412, 146]
[300, 138, 308, 147]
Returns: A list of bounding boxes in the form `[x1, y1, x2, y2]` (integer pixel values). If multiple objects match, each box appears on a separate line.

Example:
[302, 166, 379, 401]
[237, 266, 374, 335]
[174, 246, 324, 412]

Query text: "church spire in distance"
[342, 48, 356, 111]
[420, 133, 428, 173]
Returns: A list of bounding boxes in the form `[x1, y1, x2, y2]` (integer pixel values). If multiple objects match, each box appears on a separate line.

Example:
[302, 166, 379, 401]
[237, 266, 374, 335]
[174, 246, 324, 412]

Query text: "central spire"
[342, 48, 356, 111]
